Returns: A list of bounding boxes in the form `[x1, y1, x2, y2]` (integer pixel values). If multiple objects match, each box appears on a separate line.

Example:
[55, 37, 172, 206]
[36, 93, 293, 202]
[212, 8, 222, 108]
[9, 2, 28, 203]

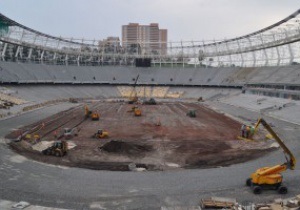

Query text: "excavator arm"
[129, 74, 140, 103]
[257, 164, 287, 176]
[247, 118, 296, 194]
[85, 105, 89, 117]
[257, 118, 296, 170]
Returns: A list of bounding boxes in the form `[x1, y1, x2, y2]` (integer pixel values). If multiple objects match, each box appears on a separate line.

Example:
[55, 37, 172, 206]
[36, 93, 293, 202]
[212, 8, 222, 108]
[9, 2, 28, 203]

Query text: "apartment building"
[122, 23, 168, 55]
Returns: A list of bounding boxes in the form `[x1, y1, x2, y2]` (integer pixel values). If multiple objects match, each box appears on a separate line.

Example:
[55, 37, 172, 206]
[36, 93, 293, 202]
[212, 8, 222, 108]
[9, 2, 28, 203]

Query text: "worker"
[245, 126, 251, 138]
[53, 130, 57, 138]
[249, 126, 255, 139]
[241, 124, 246, 137]
[156, 117, 161, 126]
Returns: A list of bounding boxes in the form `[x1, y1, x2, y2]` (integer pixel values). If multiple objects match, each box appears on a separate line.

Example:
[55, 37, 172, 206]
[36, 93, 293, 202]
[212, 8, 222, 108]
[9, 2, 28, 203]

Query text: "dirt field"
[7, 100, 275, 171]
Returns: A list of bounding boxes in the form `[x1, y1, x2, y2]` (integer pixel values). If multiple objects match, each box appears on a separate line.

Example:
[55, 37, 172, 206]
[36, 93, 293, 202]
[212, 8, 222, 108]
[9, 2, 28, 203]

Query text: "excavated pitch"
[7, 101, 274, 171]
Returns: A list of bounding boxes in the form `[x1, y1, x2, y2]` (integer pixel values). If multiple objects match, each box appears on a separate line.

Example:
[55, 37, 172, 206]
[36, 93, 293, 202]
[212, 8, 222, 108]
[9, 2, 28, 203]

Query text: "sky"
[0, 0, 299, 42]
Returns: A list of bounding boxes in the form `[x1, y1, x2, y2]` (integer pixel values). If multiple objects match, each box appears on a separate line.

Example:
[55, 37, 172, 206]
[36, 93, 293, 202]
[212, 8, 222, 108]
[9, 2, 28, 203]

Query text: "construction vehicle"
[93, 129, 109, 139]
[91, 112, 100, 121]
[69, 98, 78, 103]
[187, 110, 196, 118]
[134, 108, 141, 116]
[128, 74, 139, 104]
[42, 140, 68, 157]
[63, 127, 78, 140]
[246, 118, 296, 194]
[238, 118, 275, 141]
[23, 133, 41, 144]
[85, 105, 99, 120]
[128, 106, 142, 116]
[85, 105, 92, 118]
[132, 106, 141, 116]
[198, 97, 204, 102]
[144, 98, 157, 105]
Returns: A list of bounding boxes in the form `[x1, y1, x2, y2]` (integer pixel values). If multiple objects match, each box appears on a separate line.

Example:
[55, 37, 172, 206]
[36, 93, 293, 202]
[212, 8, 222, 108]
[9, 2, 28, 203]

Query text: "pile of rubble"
[255, 195, 300, 210]
[200, 195, 300, 210]
[100, 140, 153, 157]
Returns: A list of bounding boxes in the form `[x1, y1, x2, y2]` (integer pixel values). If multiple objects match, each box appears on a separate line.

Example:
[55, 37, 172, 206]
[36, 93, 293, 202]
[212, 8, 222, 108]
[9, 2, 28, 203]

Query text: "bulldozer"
[91, 112, 100, 121]
[42, 140, 68, 157]
[246, 118, 296, 194]
[93, 129, 109, 139]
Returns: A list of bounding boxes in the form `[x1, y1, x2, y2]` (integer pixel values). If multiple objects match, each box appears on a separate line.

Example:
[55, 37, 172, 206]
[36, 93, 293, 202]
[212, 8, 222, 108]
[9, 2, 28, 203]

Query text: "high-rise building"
[122, 23, 168, 55]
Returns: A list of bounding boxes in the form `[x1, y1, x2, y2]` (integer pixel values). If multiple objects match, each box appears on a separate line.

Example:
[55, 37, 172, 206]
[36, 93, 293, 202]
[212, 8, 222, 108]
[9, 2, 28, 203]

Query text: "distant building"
[98, 36, 121, 54]
[122, 23, 168, 55]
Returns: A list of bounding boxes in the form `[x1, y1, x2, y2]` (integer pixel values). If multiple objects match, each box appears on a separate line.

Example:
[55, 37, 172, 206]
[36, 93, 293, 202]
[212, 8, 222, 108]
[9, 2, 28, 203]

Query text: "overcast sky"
[0, 0, 299, 41]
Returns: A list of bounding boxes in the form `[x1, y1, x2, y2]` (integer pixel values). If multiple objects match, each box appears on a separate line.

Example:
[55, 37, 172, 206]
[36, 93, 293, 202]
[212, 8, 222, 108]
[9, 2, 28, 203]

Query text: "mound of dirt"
[100, 140, 153, 157]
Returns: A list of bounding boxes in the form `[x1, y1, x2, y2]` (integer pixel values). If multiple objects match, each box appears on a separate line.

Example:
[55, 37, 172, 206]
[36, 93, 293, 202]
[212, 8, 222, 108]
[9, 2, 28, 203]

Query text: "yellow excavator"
[85, 105, 99, 120]
[246, 118, 296, 194]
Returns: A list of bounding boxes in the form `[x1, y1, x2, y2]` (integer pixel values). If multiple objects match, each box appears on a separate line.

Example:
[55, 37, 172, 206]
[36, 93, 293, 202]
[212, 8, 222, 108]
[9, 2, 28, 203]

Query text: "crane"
[246, 118, 296, 194]
[128, 74, 139, 104]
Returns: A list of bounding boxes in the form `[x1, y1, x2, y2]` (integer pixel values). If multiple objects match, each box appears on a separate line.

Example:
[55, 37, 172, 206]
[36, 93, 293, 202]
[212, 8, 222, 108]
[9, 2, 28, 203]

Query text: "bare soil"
[7, 101, 274, 171]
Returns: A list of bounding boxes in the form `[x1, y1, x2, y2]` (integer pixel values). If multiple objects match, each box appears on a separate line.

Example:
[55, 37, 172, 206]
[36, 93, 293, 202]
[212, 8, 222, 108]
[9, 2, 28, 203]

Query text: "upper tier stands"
[1, 62, 299, 86]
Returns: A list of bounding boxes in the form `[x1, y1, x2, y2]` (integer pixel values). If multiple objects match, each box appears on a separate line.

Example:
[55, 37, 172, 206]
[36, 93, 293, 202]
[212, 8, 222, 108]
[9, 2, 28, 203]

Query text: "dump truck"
[246, 118, 296, 194]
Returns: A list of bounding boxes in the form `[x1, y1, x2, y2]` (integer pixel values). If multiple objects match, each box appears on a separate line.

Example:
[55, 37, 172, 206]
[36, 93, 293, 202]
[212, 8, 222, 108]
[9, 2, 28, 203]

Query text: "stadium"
[0, 7, 300, 210]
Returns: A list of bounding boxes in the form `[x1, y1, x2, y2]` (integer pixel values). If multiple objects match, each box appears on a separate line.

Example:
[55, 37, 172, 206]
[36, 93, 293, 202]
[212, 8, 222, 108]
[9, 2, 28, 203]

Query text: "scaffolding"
[1, 10, 300, 67]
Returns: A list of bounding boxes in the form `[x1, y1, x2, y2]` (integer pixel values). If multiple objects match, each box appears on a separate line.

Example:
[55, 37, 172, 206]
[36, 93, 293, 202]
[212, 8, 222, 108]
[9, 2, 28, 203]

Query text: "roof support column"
[236, 39, 244, 67]
[214, 39, 220, 67]
[27, 48, 32, 60]
[260, 34, 269, 66]
[1, 42, 7, 61]
[272, 33, 280, 66]
[284, 29, 294, 64]
[247, 37, 256, 67]
[225, 40, 232, 67]
[15, 45, 21, 59]
[40, 50, 44, 64]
